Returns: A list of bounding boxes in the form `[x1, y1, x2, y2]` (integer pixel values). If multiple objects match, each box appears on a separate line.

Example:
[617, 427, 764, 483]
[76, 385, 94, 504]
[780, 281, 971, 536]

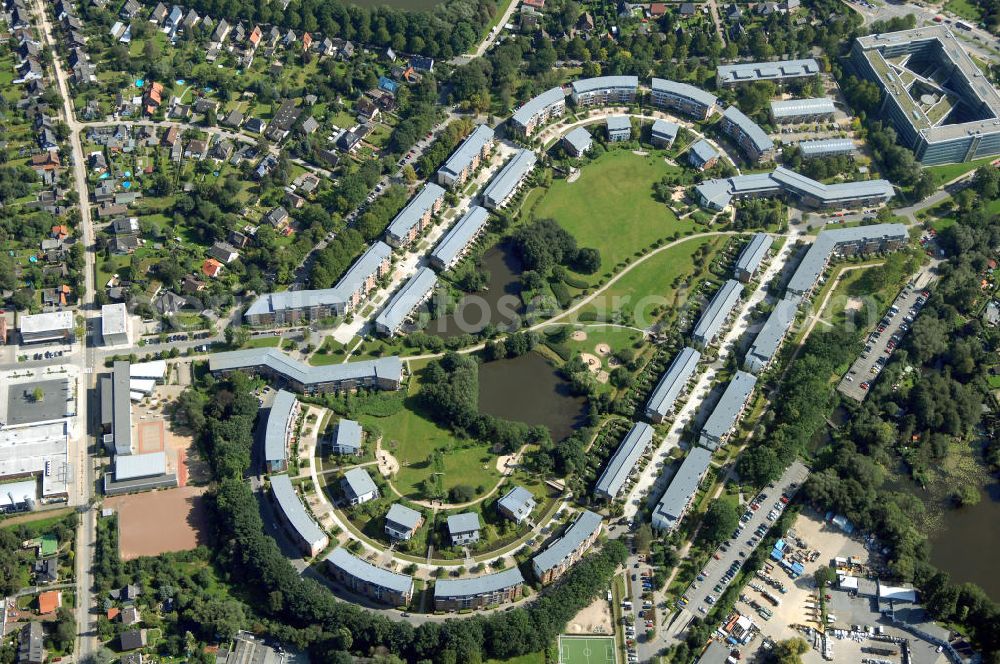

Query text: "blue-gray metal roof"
[333, 419, 362, 452]
[692, 279, 743, 345]
[386, 183, 445, 242]
[771, 167, 894, 203]
[689, 139, 719, 166]
[434, 567, 524, 599]
[374, 267, 437, 334]
[798, 138, 856, 158]
[562, 127, 593, 154]
[645, 347, 701, 419]
[447, 512, 481, 535]
[325, 547, 413, 593]
[651, 446, 713, 530]
[595, 422, 654, 498]
[722, 106, 774, 155]
[270, 473, 327, 550]
[431, 206, 490, 269]
[244, 241, 392, 317]
[770, 97, 836, 119]
[701, 371, 757, 447]
[786, 223, 908, 295]
[115, 451, 166, 481]
[438, 125, 494, 181]
[651, 119, 679, 141]
[746, 297, 798, 373]
[482, 149, 537, 204]
[342, 467, 378, 500]
[734, 233, 771, 277]
[650, 78, 718, 108]
[498, 486, 535, 519]
[606, 115, 631, 132]
[386, 502, 423, 531]
[718, 58, 820, 84]
[264, 390, 296, 465]
[532, 510, 602, 574]
[571, 76, 639, 95]
[208, 348, 403, 387]
[112, 361, 132, 456]
[511, 87, 565, 127]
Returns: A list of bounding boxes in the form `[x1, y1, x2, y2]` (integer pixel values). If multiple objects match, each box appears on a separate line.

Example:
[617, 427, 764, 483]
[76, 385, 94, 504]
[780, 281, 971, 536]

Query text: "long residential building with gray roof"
[385, 183, 445, 248]
[651, 446, 713, 531]
[721, 106, 775, 162]
[692, 280, 743, 348]
[699, 371, 757, 450]
[717, 58, 821, 87]
[325, 547, 414, 605]
[734, 233, 772, 282]
[374, 267, 437, 337]
[208, 348, 403, 393]
[744, 297, 799, 375]
[264, 390, 299, 472]
[650, 78, 718, 119]
[570, 75, 639, 107]
[510, 86, 566, 136]
[595, 422, 654, 500]
[434, 567, 525, 611]
[532, 509, 603, 584]
[786, 223, 908, 297]
[770, 97, 836, 122]
[482, 149, 537, 209]
[430, 206, 491, 271]
[270, 473, 329, 557]
[694, 167, 895, 211]
[243, 241, 392, 325]
[437, 124, 495, 188]
[644, 347, 702, 422]
[798, 138, 857, 159]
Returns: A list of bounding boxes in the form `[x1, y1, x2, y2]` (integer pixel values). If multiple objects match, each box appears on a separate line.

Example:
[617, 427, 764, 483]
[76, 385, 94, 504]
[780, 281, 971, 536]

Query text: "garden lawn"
[944, 0, 982, 21]
[358, 373, 501, 499]
[532, 150, 694, 283]
[576, 235, 725, 325]
[924, 156, 994, 186]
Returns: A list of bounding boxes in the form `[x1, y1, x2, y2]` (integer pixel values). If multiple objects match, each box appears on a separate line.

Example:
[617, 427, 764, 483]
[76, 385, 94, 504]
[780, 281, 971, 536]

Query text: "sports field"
[558, 635, 616, 664]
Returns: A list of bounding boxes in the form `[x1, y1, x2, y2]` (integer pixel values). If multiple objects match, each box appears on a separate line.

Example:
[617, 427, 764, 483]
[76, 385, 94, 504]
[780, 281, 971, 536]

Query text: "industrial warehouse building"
[325, 547, 413, 605]
[532, 509, 602, 584]
[850, 26, 1000, 164]
[243, 241, 392, 325]
[769, 97, 836, 123]
[208, 349, 403, 393]
[786, 224, 909, 298]
[100, 303, 129, 346]
[437, 124, 495, 188]
[650, 78, 718, 119]
[481, 149, 537, 210]
[270, 473, 328, 557]
[264, 390, 299, 472]
[385, 183, 446, 249]
[429, 206, 491, 271]
[694, 167, 895, 211]
[744, 297, 799, 374]
[594, 422, 654, 500]
[19, 311, 74, 345]
[717, 58, 821, 87]
[720, 106, 775, 163]
[374, 267, 438, 337]
[569, 76, 638, 107]
[651, 446, 713, 531]
[644, 346, 701, 422]
[699, 371, 758, 450]
[734, 233, 772, 282]
[510, 86, 566, 136]
[691, 280, 743, 348]
[434, 567, 525, 611]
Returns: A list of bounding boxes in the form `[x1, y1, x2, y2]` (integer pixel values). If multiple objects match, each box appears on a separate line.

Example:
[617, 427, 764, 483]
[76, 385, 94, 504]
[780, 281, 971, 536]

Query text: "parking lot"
[838, 282, 929, 402]
[676, 461, 810, 620]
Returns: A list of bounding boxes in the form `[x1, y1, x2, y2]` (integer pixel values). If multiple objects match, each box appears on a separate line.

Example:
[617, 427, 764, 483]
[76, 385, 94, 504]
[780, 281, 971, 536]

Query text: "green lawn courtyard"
[532, 150, 695, 284]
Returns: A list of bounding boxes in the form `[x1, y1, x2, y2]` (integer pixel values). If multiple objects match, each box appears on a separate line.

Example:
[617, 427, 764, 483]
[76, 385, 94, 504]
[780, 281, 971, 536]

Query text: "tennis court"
[558, 635, 616, 664]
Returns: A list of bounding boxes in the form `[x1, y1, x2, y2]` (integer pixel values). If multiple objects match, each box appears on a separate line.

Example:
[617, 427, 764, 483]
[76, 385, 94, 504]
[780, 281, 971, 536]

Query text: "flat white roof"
[20, 311, 74, 334]
[101, 303, 128, 336]
[129, 360, 166, 380]
[115, 451, 167, 481]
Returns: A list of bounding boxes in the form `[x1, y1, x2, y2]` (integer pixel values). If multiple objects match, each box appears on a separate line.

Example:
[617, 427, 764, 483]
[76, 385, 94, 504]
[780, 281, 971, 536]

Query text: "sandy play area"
[580, 353, 602, 373]
[571, 330, 588, 341]
[595, 343, 611, 356]
[565, 595, 614, 635]
[106, 485, 209, 560]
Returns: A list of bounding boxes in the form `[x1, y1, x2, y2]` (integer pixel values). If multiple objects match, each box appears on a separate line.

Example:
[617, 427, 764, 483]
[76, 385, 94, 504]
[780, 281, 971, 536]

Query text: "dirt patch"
[105, 485, 209, 560]
[596, 370, 610, 384]
[137, 420, 165, 453]
[595, 343, 611, 356]
[580, 353, 602, 374]
[565, 596, 614, 635]
[571, 330, 588, 341]
[377, 446, 399, 478]
[843, 296, 864, 312]
[495, 449, 522, 473]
